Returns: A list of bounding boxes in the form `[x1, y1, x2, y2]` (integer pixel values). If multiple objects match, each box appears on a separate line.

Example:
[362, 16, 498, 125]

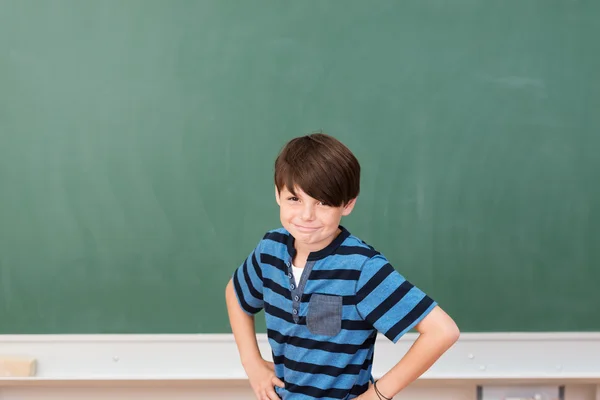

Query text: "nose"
[301, 203, 315, 221]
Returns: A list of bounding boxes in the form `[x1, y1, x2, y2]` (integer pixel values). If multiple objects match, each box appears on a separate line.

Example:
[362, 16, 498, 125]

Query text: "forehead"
[281, 185, 313, 199]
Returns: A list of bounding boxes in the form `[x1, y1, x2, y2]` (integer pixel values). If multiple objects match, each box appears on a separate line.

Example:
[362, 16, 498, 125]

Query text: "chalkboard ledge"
[0, 333, 599, 385]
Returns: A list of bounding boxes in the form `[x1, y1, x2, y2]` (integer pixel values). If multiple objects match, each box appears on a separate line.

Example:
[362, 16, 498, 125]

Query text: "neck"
[294, 228, 342, 256]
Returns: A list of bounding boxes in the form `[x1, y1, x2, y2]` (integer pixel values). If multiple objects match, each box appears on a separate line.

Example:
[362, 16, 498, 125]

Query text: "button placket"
[287, 261, 300, 323]
[287, 260, 317, 324]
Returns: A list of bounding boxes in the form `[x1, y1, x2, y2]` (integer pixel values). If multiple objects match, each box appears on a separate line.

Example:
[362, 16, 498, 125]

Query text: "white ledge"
[0, 333, 599, 385]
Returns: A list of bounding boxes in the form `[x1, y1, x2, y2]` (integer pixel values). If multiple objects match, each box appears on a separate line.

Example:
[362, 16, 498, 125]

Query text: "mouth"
[293, 224, 320, 232]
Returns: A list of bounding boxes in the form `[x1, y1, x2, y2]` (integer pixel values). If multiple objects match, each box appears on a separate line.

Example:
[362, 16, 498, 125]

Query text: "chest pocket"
[306, 293, 342, 336]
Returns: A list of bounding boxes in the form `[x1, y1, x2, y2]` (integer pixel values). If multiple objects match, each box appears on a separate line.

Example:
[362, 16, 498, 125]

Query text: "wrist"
[374, 380, 393, 400]
[241, 354, 263, 369]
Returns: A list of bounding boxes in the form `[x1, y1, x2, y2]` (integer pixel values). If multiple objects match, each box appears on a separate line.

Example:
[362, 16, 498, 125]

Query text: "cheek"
[321, 212, 341, 223]
[279, 206, 294, 219]
[318, 211, 337, 224]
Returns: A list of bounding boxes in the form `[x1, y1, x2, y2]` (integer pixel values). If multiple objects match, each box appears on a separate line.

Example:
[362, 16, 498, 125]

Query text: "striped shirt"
[232, 226, 437, 400]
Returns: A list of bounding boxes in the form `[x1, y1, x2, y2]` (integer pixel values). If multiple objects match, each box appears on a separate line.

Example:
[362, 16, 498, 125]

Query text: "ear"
[275, 185, 281, 206]
[341, 198, 357, 216]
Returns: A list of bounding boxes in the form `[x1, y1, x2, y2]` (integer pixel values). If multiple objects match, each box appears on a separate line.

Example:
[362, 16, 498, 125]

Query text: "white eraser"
[0, 356, 37, 377]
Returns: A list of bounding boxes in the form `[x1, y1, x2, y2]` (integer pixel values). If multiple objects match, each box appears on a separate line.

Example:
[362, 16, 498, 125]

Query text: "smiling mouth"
[294, 225, 319, 231]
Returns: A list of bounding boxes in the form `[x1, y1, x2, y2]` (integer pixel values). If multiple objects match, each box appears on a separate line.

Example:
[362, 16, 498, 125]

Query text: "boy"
[225, 133, 459, 400]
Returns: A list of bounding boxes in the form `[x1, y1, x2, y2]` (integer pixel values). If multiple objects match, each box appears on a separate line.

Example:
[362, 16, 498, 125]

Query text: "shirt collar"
[286, 225, 350, 261]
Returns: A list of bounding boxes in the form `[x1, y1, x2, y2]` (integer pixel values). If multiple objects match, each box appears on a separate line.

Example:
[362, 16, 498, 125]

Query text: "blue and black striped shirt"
[233, 226, 437, 400]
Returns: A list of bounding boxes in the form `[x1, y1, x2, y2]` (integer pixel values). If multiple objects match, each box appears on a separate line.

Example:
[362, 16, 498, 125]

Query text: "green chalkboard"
[1, 0, 598, 334]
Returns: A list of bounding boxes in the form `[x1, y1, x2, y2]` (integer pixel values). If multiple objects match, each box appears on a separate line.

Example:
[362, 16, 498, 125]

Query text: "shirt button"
[292, 309, 298, 315]
[290, 284, 295, 290]
[294, 295, 299, 301]
[287, 273, 292, 279]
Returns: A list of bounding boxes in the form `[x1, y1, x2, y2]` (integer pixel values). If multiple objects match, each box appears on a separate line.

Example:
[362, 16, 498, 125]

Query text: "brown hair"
[274, 132, 360, 207]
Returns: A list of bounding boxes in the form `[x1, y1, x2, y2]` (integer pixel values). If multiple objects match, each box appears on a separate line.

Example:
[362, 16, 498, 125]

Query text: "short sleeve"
[232, 241, 264, 316]
[355, 255, 437, 342]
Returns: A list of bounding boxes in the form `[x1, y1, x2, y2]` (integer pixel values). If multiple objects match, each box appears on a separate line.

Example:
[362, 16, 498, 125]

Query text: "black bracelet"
[374, 380, 392, 400]
[374, 389, 383, 400]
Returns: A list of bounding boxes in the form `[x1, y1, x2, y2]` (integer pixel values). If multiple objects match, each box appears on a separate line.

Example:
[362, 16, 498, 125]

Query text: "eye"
[318, 201, 330, 207]
[288, 196, 299, 202]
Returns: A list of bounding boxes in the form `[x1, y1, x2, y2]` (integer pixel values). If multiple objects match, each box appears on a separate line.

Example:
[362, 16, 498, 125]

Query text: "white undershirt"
[292, 264, 303, 286]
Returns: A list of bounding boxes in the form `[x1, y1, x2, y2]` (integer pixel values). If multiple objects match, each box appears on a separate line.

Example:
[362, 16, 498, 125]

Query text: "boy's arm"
[358, 306, 459, 399]
[225, 279, 284, 400]
[225, 279, 263, 365]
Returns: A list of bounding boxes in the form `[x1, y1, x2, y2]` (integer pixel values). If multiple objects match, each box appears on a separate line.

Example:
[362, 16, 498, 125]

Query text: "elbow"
[449, 322, 461, 344]
[431, 312, 460, 348]
[225, 279, 234, 300]
[417, 306, 460, 349]
[443, 319, 461, 347]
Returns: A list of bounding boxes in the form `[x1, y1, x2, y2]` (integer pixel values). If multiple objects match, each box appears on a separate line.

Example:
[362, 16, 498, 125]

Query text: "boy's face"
[275, 185, 356, 255]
